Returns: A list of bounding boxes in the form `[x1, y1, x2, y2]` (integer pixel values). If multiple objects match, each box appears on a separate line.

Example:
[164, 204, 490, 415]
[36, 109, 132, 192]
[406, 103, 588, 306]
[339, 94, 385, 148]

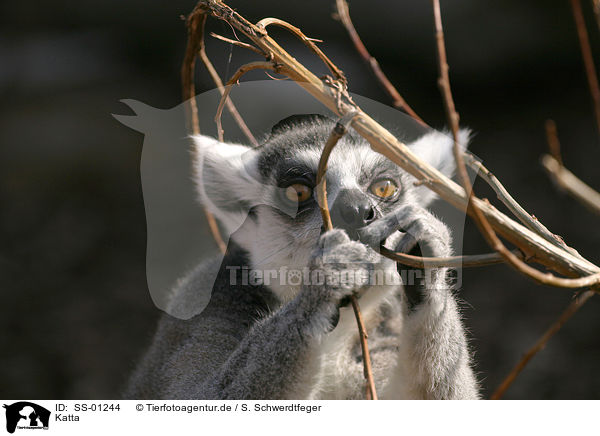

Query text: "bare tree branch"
[593, 0, 600, 30]
[463, 153, 581, 258]
[334, 0, 426, 126]
[490, 290, 595, 399]
[190, 0, 600, 279]
[316, 112, 377, 400]
[432, 0, 600, 290]
[256, 17, 346, 83]
[545, 120, 564, 166]
[542, 154, 600, 216]
[379, 246, 524, 269]
[543, 121, 600, 215]
[210, 32, 264, 56]
[215, 61, 277, 142]
[570, 0, 600, 140]
[182, 13, 227, 254]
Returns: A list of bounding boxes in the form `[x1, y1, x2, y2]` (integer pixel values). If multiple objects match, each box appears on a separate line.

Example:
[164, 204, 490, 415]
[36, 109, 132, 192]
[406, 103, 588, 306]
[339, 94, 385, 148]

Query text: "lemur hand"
[307, 229, 382, 306]
[358, 204, 452, 258]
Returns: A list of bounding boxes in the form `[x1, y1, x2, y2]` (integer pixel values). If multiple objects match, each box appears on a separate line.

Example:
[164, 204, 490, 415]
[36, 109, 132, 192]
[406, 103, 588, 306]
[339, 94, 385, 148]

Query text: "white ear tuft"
[191, 135, 261, 234]
[408, 128, 471, 178]
[408, 128, 471, 205]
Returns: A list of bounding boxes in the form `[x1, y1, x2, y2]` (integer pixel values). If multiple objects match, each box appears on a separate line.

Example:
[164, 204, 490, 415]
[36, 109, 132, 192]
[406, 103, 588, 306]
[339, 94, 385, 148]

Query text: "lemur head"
[193, 114, 469, 296]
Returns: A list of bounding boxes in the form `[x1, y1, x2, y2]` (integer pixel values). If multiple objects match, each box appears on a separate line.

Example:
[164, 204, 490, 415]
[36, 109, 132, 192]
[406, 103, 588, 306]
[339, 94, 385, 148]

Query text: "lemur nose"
[330, 189, 377, 239]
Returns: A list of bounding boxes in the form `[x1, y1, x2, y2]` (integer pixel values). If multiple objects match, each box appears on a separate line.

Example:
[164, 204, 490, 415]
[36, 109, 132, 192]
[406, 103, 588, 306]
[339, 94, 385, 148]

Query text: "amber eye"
[369, 179, 399, 199]
[285, 183, 313, 203]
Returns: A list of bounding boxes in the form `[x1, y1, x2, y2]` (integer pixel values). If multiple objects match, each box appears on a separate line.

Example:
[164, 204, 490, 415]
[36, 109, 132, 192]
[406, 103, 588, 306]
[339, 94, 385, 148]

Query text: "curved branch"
[214, 61, 277, 142]
[379, 246, 524, 269]
[256, 17, 346, 83]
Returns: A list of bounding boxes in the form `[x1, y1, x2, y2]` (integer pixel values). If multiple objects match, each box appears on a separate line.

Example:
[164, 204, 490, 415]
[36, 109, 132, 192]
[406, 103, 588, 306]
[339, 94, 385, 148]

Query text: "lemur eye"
[285, 183, 312, 203]
[369, 179, 399, 199]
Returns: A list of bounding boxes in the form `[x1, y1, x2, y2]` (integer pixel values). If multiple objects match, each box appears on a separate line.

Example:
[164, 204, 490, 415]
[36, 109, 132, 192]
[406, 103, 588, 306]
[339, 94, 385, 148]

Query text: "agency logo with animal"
[3, 402, 50, 434]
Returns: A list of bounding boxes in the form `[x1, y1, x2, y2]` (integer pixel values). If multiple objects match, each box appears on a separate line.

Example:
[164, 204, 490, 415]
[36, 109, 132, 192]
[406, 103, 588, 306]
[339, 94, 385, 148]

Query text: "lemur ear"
[191, 135, 262, 234]
[407, 129, 471, 205]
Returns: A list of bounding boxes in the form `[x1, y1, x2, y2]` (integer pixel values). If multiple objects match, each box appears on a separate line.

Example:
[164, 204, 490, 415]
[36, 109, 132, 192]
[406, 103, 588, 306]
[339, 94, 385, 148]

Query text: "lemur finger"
[322, 240, 371, 264]
[357, 205, 420, 249]
[394, 232, 418, 254]
[318, 228, 350, 249]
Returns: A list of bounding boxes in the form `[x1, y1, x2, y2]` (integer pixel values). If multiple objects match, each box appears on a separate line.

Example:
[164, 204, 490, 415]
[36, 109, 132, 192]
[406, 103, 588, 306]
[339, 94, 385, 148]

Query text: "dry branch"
[432, 0, 600, 291]
[379, 246, 524, 269]
[215, 61, 277, 142]
[490, 290, 594, 399]
[542, 121, 600, 215]
[315, 112, 378, 400]
[210, 32, 264, 56]
[430, 0, 599, 398]
[463, 153, 580, 257]
[190, 1, 600, 281]
[570, 0, 600, 139]
[182, 13, 227, 254]
[542, 155, 600, 216]
[334, 0, 425, 126]
[545, 120, 564, 166]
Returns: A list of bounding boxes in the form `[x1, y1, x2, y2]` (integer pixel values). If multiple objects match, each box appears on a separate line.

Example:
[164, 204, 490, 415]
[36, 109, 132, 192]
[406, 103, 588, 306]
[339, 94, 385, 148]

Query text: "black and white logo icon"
[3, 402, 50, 434]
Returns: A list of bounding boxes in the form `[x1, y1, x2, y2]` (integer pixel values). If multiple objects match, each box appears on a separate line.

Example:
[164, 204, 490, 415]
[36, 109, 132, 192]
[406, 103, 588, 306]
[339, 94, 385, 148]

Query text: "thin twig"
[432, 0, 599, 396]
[182, 12, 227, 253]
[182, 13, 204, 135]
[542, 154, 600, 216]
[490, 290, 595, 399]
[197, 27, 259, 146]
[334, 0, 426, 126]
[351, 296, 378, 400]
[594, 0, 600, 30]
[315, 112, 377, 400]
[210, 32, 264, 56]
[256, 17, 347, 84]
[379, 246, 524, 268]
[215, 61, 277, 142]
[570, 0, 600, 139]
[544, 121, 600, 215]
[463, 153, 580, 257]
[432, 0, 600, 290]
[545, 120, 564, 166]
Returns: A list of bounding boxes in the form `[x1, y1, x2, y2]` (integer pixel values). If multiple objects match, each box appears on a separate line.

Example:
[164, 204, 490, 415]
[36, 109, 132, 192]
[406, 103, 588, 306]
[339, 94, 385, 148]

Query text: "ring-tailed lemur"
[125, 114, 479, 400]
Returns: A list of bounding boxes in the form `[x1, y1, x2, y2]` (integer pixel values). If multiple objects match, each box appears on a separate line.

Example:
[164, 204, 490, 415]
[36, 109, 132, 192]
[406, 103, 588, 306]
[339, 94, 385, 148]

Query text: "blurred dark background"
[1, 0, 599, 399]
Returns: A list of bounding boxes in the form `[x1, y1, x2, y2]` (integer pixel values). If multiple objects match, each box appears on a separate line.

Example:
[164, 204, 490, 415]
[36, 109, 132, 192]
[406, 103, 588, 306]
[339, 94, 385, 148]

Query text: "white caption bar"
[1, 400, 596, 435]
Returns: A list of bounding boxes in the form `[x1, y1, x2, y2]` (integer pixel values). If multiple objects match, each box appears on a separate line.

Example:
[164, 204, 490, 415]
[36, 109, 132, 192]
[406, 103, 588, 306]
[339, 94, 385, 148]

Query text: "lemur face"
[253, 116, 410, 247]
[193, 114, 468, 286]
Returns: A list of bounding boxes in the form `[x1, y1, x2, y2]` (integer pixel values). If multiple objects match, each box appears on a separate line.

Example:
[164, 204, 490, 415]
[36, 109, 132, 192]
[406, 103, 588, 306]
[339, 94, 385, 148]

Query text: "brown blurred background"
[1, 0, 599, 399]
